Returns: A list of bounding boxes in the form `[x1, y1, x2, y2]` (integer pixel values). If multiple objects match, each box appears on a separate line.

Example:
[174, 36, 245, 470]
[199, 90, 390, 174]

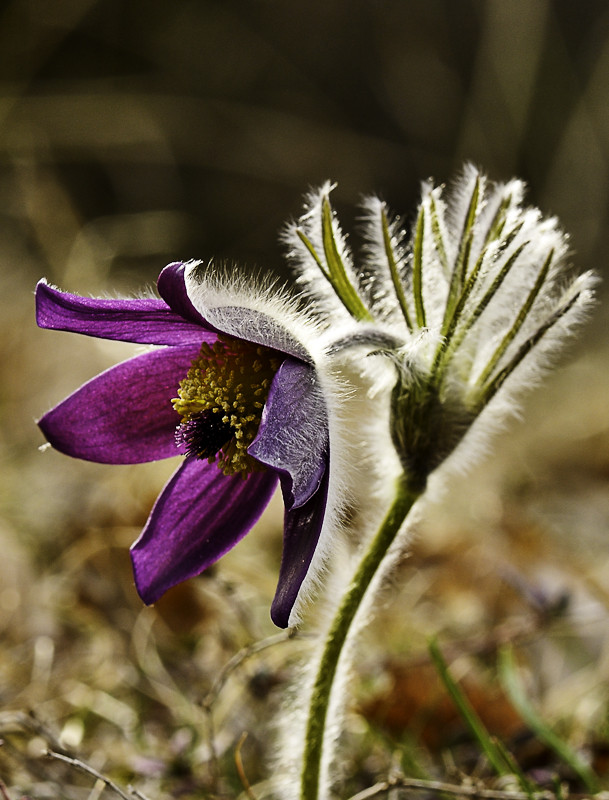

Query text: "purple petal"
[36, 280, 211, 345]
[248, 359, 328, 509]
[130, 457, 279, 604]
[157, 262, 214, 328]
[38, 345, 201, 463]
[270, 469, 329, 628]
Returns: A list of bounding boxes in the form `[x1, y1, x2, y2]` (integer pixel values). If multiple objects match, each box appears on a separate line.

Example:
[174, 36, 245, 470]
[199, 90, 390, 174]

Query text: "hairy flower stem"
[300, 474, 420, 800]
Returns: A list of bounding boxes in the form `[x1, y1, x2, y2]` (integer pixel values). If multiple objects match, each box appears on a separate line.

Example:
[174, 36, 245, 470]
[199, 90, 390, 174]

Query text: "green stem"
[300, 474, 420, 800]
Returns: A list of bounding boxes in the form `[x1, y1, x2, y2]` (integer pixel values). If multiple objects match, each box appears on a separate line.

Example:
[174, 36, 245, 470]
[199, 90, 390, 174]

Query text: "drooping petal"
[130, 457, 279, 604]
[184, 260, 315, 362]
[38, 345, 202, 463]
[36, 280, 211, 345]
[270, 469, 329, 628]
[157, 262, 213, 328]
[248, 358, 328, 509]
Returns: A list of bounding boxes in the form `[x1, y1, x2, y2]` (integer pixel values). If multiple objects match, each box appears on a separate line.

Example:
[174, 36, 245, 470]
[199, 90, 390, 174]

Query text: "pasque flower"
[37, 167, 596, 642]
[36, 261, 338, 627]
[286, 166, 596, 492]
[280, 169, 597, 800]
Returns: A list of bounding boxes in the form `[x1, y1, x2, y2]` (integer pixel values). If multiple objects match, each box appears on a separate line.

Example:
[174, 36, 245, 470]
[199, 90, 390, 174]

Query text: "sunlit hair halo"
[278, 165, 595, 800]
[286, 165, 596, 492]
[35, 165, 596, 800]
[35, 261, 351, 629]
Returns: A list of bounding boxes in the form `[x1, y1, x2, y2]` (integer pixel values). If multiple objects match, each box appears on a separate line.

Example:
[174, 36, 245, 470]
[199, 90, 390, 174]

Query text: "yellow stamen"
[173, 336, 281, 476]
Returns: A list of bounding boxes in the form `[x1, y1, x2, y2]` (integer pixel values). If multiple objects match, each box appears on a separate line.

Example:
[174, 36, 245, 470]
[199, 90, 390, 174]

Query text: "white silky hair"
[357, 168, 597, 409]
[357, 195, 410, 325]
[281, 183, 354, 321]
[267, 168, 597, 799]
[266, 351, 402, 799]
[183, 259, 403, 800]
[183, 259, 397, 631]
[443, 162, 486, 249]
[352, 165, 597, 516]
[183, 171, 597, 799]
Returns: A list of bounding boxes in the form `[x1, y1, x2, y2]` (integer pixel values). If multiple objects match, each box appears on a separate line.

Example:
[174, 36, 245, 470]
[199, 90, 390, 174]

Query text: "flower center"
[172, 337, 282, 476]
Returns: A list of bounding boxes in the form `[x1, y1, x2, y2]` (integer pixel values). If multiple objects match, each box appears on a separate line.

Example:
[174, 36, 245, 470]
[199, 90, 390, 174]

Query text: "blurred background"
[1, 1, 609, 798]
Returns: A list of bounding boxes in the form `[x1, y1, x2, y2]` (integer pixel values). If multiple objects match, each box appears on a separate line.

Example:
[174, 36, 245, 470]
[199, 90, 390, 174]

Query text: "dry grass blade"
[45, 751, 134, 800]
[202, 628, 301, 711]
[235, 732, 258, 800]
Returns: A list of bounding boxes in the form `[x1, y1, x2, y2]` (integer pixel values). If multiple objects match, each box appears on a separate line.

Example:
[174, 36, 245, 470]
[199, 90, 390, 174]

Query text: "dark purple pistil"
[176, 411, 234, 460]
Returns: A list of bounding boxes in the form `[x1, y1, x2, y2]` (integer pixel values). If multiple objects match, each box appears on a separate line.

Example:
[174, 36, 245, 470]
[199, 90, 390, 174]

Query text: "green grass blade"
[498, 646, 600, 793]
[428, 639, 512, 778]
[490, 735, 538, 799]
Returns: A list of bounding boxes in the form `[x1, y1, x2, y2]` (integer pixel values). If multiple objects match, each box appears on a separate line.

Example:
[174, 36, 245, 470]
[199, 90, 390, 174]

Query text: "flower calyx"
[389, 363, 475, 492]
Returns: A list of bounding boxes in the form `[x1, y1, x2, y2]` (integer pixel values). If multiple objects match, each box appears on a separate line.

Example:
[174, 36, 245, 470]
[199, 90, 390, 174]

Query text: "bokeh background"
[1, 1, 609, 798]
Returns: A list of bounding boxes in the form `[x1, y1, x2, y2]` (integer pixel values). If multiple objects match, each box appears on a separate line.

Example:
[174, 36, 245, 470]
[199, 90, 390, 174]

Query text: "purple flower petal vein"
[36, 262, 330, 626]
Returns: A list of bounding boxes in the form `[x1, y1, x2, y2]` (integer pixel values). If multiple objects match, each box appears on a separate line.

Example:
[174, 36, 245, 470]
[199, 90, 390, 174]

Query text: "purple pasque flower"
[36, 260, 332, 627]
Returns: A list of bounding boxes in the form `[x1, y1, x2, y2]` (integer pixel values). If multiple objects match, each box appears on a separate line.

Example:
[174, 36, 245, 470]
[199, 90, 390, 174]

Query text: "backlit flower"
[36, 261, 337, 627]
[285, 168, 596, 491]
